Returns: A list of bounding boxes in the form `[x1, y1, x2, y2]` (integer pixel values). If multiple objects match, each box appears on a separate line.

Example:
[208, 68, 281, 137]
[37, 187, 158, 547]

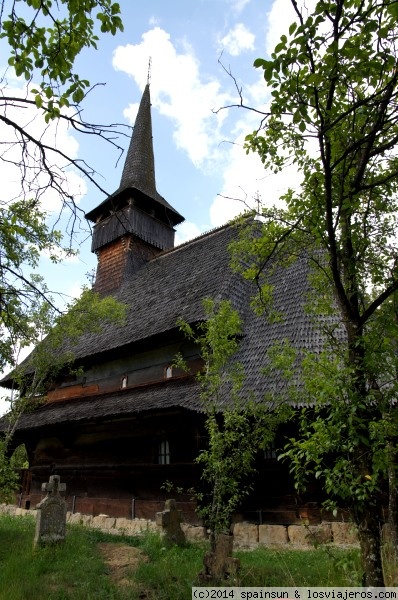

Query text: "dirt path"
[98, 542, 149, 589]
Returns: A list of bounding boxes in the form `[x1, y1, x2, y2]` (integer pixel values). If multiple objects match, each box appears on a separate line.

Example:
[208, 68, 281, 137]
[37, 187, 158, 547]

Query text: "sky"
[0, 0, 303, 413]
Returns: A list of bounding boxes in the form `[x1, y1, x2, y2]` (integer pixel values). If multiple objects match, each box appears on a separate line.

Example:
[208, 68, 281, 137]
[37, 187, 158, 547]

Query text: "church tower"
[85, 84, 184, 294]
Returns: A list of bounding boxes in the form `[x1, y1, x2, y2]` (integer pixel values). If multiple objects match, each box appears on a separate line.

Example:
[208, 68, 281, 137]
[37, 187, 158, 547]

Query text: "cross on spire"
[147, 57, 152, 85]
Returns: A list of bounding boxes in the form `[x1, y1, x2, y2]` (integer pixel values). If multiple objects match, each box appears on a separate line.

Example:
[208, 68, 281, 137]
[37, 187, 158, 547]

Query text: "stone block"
[288, 525, 310, 546]
[92, 515, 116, 529]
[115, 517, 133, 532]
[332, 522, 359, 545]
[233, 522, 259, 548]
[101, 516, 116, 530]
[288, 523, 332, 546]
[259, 524, 288, 546]
[147, 520, 157, 532]
[130, 519, 150, 534]
[68, 512, 84, 525]
[106, 527, 122, 536]
[181, 524, 207, 542]
[66, 511, 81, 525]
[80, 514, 93, 527]
[4, 505, 17, 515]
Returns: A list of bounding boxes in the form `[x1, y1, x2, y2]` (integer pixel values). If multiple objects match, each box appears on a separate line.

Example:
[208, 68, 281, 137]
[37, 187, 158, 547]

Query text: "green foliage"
[0, 443, 27, 504]
[0, 1, 126, 370]
[231, 0, 398, 585]
[1, 0, 123, 117]
[10, 286, 126, 395]
[177, 297, 243, 406]
[241, 0, 398, 307]
[0, 199, 72, 370]
[9, 445, 28, 470]
[279, 322, 398, 510]
[177, 299, 289, 543]
[0, 288, 126, 501]
[0, 441, 19, 503]
[235, 546, 362, 587]
[196, 401, 284, 538]
[0, 2, 127, 502]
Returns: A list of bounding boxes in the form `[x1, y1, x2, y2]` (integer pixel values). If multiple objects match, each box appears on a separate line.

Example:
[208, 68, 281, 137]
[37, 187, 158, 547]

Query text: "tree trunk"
[387, 441, 398, 559]
[388, 308, 398, 562]
[343, 313, 386, 586]
[198, 533, 240, 584]
[354, 504, 385, 586]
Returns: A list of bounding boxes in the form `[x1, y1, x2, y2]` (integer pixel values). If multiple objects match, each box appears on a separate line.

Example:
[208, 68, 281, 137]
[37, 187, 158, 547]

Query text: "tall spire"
[86, 83, 184, 226]
[85, 83, 185, 294]
[118, 83, 157, 199]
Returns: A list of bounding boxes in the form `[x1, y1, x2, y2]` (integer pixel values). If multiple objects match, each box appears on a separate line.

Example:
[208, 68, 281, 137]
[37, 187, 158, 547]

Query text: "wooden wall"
[17, 413, 326, 525]
[20, 410, 204, 523]
[47, 341, 202, 403]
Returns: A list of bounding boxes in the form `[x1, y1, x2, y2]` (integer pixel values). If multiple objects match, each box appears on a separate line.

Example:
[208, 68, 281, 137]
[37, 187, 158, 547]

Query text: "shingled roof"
[1, 220, 336, 432]
[5, 378, 201, 434]
[53, 221, 329, 376]
[72, 223, 245, 362]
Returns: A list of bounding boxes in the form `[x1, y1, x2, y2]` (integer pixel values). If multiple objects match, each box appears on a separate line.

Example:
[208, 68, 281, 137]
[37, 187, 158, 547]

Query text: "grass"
[2, 512, 394, 600]
[235, 547, 362, 587]
[132, 534, 363, 598]
[0, 514, 121, 600]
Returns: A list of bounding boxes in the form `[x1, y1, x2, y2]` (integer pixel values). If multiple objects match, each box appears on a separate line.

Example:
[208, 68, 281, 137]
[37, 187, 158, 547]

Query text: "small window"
[264, 440, 277, 460]
[158, 440, 170, 465]
[121, 375, 128, 389]
[165, 365, 173, 379]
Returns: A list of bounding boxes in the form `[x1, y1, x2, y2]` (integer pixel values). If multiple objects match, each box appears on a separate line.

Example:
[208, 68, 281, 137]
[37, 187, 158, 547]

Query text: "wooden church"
[1, 85, 331, 524]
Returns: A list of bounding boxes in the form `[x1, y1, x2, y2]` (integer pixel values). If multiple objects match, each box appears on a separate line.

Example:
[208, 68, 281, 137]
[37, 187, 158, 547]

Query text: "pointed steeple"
[118, 84, 156, 198]
[85, 85, 185, 294]
[86, 84, 184, 227]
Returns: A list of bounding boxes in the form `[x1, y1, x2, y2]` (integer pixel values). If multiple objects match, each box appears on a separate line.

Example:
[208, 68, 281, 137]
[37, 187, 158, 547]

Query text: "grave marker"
[156, 499, 185, 545]
[34, 475, 67, 547]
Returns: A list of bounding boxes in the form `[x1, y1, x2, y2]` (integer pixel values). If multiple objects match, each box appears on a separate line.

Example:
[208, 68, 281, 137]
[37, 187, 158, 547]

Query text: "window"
[264, 440, 277, 460]
[158, 440, 170, 464]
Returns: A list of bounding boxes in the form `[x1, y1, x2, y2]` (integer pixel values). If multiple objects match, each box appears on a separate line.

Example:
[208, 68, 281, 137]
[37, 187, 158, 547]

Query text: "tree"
[230, 0, 398, 586]
[0, 286, 125, 502]
[0, 1, 126, 368]
[176, 298, 287, 582]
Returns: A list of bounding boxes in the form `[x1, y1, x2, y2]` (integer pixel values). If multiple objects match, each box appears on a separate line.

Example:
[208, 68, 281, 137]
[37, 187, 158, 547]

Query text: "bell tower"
[85, 84, 184, 294]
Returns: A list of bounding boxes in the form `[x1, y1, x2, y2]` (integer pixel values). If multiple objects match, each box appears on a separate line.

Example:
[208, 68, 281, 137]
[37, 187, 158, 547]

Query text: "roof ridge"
[152, 221, 236, 260]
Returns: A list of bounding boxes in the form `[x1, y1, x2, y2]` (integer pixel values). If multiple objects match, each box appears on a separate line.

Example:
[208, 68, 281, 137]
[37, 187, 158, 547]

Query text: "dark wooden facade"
[16, 413, 314, 525]
[18, 408, 203, 522]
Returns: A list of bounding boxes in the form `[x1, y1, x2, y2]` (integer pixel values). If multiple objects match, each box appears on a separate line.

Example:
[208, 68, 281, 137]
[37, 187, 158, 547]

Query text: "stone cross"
[42, 475, 66, 496]
[156, 499, 185, 545]
[34, 475, 67, 547]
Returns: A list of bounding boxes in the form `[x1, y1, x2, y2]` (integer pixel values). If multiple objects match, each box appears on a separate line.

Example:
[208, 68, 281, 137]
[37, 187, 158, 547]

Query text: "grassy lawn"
[0, 513, 370, 600]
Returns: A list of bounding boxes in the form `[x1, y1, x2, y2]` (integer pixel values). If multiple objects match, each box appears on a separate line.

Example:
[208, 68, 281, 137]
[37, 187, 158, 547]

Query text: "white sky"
[0, 0, 302, 414]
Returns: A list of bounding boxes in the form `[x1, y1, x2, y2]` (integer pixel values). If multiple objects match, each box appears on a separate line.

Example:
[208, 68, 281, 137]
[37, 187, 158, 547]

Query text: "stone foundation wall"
[0, 503, 360, 548]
